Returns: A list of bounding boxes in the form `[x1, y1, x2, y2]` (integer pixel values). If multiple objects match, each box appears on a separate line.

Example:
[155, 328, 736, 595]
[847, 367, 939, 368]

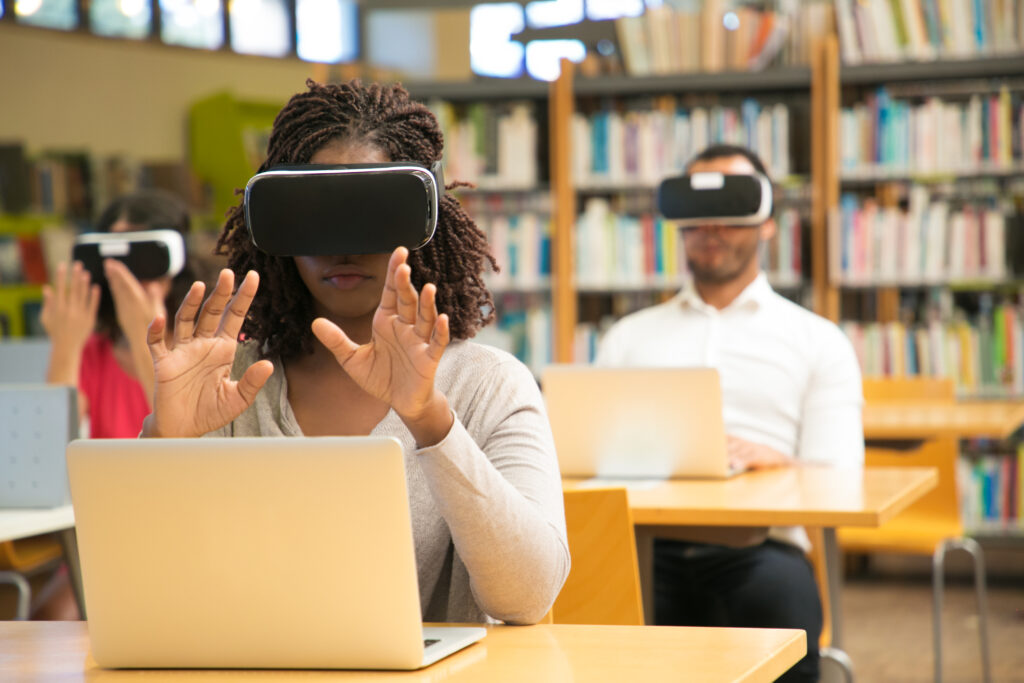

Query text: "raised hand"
[311, 247, 452, 442]
[104, 259, 167, 345]
[40, 261, 101, 385]
[104, 259, 168, 400]
[143, 269, 274, 438]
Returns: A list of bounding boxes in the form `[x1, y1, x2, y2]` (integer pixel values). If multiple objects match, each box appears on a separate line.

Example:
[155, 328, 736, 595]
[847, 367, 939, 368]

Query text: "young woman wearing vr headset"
[41, 190, 194, 439]
[139, 79, 569, 625]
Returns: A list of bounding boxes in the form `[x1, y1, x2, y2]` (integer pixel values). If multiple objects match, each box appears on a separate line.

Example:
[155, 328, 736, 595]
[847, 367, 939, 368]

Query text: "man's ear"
[759, 218, 777, 243]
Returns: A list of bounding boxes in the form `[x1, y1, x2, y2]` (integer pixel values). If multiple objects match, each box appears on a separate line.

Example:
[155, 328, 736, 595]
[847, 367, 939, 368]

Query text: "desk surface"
[862, 401, 1024, 440]
[0, 504, 74, 543]
[565, 466, 937, 528]
[0, 621, 804, 683]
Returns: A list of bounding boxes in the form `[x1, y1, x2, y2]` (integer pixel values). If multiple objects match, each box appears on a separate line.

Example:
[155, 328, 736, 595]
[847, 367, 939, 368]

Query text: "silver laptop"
[66, 437, 485, 670]
[542, 366, 737, 480]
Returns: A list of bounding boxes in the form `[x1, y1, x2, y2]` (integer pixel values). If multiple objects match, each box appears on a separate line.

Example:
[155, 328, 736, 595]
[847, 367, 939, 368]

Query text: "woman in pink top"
[40, 189, 194, 437]
[31, 191, 194, 620]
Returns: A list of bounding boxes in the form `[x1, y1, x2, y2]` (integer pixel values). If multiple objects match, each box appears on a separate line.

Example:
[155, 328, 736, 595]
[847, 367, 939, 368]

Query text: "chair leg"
[0, 571, 31, 620]
[933, 538, 991, 683]
[820, 646, 854, 683]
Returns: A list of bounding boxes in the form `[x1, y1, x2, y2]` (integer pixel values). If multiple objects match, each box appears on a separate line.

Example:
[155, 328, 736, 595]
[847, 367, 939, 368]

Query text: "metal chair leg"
[933, 538, 991, 683]
[820, 646, 855, 683]
[0, 570, 31, 620]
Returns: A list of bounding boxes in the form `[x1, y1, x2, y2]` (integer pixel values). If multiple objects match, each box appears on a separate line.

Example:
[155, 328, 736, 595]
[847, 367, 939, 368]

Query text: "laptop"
[542, 365, 739, 480]
[0, 384, 77, 508]
[66, 436, 485, 670]
[0, 338, 51, 383]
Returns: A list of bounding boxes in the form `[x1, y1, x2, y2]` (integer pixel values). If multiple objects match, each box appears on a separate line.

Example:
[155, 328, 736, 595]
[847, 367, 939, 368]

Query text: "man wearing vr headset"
[597, 144, 864, 682]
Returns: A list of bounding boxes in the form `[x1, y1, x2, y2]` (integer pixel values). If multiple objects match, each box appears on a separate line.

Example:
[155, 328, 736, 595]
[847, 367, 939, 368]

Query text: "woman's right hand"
[142, 269, 274, 438]
[40, 261, 100, 385]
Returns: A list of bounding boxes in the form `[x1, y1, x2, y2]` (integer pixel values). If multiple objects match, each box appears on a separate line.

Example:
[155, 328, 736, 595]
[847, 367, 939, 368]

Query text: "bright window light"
[585, 0, 644, 20]
[296, 0, 358, 63]
[1, 0, 5, 19]
[525, 39, 585, 82]
[159, 0, 224, 49]
[525, 0, 582, 28]
[470, 3, 525, 79]
[15, 0, 76, 29]
[90, 0, 151, 38]
[230, 0, 291, 57]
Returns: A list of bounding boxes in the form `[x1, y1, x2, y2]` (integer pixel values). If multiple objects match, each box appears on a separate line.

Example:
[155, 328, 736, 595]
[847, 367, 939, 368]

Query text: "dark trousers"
[654, 539, 822, 683]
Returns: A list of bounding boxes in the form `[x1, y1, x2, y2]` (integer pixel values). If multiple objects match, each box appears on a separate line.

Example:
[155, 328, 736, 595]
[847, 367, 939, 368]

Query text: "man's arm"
[797, 326, 865, 467]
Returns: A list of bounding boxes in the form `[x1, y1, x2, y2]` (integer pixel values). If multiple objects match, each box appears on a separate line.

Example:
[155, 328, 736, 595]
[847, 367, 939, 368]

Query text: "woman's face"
[292, 139, 393, 324]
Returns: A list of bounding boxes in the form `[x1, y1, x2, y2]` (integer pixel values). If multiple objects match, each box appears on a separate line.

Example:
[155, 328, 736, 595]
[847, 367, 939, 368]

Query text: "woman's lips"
[323, 266, 371, 290]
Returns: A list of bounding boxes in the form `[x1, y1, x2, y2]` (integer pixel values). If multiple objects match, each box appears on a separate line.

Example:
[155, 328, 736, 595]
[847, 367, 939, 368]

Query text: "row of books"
[476, 300, 552, 378]
[613, 1, 835, 75]
[0, 143, 203, 223]
[477, 200, 803, 293]
[840, 87, 1024, 177]
[429, 101, 540, 191]
[835, 0, 1024, 65]
[958, 448, 1024, 533]
[841, 303, 1024, 396]
[571, 100, 792, 189]
[829, 188, 1011, 285]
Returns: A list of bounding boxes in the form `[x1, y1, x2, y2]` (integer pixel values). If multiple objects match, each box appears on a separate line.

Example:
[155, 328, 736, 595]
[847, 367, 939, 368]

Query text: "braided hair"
[216, 79, 498, 360]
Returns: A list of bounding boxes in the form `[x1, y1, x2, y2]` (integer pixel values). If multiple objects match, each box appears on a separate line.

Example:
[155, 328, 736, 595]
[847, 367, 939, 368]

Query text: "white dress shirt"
[596, 273, 864, 550]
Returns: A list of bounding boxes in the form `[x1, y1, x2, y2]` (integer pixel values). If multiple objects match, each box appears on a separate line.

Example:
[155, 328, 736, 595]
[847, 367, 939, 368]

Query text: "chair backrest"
[552, 487, 644, 626]
[862, 377, 956, 403]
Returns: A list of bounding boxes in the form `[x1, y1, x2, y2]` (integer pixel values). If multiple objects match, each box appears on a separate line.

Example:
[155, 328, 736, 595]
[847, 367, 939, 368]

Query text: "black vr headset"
[243, 162, 444, 256]
[656, 172, 773, 228]
[72, 230, 186, 283]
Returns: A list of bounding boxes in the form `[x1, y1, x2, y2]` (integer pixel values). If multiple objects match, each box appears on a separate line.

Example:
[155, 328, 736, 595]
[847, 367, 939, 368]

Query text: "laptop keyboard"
[424, 639, 440, 648]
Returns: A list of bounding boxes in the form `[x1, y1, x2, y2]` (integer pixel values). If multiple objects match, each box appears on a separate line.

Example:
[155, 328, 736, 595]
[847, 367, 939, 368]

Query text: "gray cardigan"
[206, 339, 570, 624]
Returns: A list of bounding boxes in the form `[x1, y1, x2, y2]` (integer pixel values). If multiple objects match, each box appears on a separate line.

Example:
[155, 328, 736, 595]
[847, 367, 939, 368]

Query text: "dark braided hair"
[216, 79, 498, 360]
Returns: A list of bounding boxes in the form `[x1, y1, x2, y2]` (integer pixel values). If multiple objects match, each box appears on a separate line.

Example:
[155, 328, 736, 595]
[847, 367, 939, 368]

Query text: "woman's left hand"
[312, 247, 453, 443]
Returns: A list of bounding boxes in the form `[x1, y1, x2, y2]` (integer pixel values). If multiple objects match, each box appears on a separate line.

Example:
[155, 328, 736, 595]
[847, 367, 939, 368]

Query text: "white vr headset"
[657, 172, 773, 227]
[72, 230, 186, 283]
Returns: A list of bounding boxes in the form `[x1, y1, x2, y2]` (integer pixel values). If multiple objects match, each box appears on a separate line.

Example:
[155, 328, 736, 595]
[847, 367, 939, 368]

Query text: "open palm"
[312, 248, 450, 421]
[146, 269, 273, 438]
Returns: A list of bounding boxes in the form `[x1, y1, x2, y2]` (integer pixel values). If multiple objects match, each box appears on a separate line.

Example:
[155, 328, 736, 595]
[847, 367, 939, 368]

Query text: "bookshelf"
[544, 41, 831, 363]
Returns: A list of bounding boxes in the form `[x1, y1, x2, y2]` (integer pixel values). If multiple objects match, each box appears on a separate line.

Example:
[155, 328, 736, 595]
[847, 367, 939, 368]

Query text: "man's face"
[680, 156, 772, 285]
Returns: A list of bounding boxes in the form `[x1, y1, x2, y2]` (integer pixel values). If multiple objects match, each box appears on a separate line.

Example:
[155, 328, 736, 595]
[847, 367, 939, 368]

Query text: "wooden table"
[564, 466, 938, 670]
[862, 401, 1024, 441]
[0, 621, 805, 683]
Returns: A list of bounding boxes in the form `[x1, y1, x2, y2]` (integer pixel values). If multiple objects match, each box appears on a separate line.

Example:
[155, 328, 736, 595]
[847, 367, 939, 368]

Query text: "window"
[90, 0, 152, 39]
[470, 3, 525, 79]
[366, 10, 434, 78]
[585, 0, 645, 21]
[296, 0, 358, 63]
[159, 0, 224, 50]
[230, 0, 291, 57]
[14, 0, 77, 30]
[525, 0, 582, 28]
[471, 0, 662, 81]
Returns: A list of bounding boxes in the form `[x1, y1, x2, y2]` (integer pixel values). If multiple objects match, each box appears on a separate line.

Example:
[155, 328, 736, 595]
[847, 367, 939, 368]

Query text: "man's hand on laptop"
[142, 269, 274, 438]
[726, 436, 794, 471]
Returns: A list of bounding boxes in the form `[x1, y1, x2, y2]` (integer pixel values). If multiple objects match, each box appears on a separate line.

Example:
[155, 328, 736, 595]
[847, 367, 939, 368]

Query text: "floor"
[833, 552, 1024, 683]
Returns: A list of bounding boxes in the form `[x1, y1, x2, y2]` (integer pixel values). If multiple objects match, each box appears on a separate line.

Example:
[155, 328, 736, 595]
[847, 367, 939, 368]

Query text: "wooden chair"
[0, 535, 65, 620]
[550, 487, 644, 626]
[838, 378, 990, 683]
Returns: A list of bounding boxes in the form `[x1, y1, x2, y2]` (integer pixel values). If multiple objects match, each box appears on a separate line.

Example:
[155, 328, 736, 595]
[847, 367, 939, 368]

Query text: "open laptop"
[542, 366, 740, 480]
[66, 437, 485, 670]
